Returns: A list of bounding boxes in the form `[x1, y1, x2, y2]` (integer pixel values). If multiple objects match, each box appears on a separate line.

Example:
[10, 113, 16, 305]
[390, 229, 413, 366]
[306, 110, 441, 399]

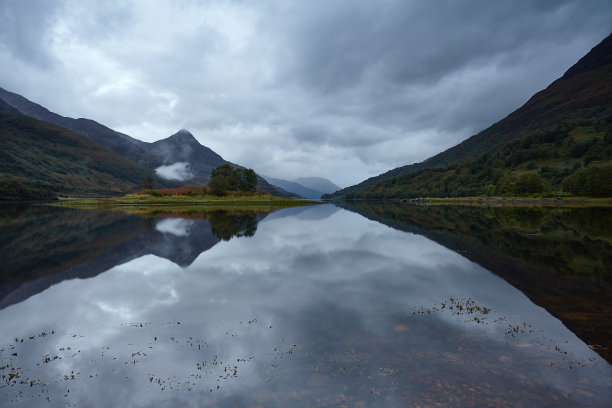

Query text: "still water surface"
[0, 204, 610, 407]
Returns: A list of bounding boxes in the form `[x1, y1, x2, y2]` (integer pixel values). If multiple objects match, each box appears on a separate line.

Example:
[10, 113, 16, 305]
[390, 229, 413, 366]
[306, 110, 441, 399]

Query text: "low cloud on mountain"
[155, 162, 194, 181]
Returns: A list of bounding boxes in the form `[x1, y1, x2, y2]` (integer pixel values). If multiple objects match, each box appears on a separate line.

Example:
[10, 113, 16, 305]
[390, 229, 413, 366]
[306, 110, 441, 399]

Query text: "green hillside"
[0, 114, 175, 199]
[327, 33, 612, 199]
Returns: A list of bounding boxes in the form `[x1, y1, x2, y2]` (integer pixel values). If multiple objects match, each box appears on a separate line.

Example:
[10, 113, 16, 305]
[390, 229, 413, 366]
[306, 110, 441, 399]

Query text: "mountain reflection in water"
[0, 205, 272, 309]
[0, 203, 610, 407]
[340, 201, 612, 362]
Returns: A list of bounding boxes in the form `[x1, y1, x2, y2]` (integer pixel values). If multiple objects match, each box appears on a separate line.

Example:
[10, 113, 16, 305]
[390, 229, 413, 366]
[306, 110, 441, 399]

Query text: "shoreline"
[51, 194, 322, 210]
[326, 196, 612, 207]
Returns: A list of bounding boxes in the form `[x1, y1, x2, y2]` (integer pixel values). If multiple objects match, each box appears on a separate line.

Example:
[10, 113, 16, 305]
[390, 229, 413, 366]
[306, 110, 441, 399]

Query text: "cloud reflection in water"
[0, 205, 610, 407]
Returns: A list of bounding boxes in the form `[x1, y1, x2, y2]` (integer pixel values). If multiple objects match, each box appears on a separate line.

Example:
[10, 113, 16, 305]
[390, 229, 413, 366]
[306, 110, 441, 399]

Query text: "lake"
[0, 202, 611, 407]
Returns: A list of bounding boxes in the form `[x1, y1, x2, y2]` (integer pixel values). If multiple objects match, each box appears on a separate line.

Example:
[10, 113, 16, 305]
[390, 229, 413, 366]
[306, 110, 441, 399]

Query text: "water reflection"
[0, 204, 143, 285]
[209, 212, 258, 241]
[0, 204, 610, 407]
[0, 205, 268, 309]
[340, 201, 612, 362]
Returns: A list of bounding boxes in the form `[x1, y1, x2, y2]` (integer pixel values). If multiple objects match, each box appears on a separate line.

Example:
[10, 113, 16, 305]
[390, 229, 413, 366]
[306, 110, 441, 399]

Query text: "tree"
[515, 173, 544, 195]
[208, 164, 258, 195]
[238, 168, 257, 192]
[209, 163, 233, 195]
[209, 175, 229, 195]
[211, 163, 234, 180]
[562, 163, 612, 196]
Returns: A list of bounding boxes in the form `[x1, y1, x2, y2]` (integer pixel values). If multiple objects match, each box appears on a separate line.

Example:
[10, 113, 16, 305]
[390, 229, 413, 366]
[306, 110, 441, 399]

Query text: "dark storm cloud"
[262, 0, 611, 136]
[267, 0, 605, 91]
[0, 0, 611, 185]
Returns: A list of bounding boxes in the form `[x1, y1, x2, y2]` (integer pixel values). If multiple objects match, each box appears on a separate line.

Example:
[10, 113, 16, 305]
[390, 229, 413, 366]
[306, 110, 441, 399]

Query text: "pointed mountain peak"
[176, 128, 193, 136]
[167, 129, 198, 143]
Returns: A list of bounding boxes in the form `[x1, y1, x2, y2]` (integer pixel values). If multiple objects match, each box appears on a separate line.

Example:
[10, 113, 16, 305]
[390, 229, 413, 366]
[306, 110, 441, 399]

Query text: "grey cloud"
[0, 0, 61, 67]
[60, 0, 134, 42]
[261, 1, 610, 128]
[290, 120, 389, 149]
[267, 0, 608, 92]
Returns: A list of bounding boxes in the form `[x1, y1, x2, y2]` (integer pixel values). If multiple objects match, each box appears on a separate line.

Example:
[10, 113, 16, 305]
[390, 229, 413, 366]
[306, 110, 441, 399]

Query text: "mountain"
[147, 129, 284, 194]
[0, 87, 158, 166]
[0, 113, 175, 199]
[328, 33, 612, 199]
[0, 88, 289, 196]
[263, 176, 325, 198]
[294, 177, 341, 194]
[0, 98, 20, 115]
[147, 129, 226, 185]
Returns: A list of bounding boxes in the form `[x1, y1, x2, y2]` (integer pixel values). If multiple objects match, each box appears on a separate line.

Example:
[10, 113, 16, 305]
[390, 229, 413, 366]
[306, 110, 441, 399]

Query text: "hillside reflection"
[1, 204, 609, 407]
[340, 201, 612, 362]
[0, 205, 266, 309]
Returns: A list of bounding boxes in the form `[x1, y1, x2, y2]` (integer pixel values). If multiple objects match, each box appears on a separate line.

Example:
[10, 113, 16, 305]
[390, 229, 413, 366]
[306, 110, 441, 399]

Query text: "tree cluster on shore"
[208, 164, 258, 196]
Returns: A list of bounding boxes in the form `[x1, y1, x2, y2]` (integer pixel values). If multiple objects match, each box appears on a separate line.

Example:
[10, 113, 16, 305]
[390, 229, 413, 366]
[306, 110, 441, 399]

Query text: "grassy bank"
[392, 196, 612, 207]
[53, 191, 321, 211]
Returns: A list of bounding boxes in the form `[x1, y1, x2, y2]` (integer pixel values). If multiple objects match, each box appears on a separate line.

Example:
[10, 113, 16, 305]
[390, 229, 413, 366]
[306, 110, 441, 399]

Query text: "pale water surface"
[0, 204, 610, 407]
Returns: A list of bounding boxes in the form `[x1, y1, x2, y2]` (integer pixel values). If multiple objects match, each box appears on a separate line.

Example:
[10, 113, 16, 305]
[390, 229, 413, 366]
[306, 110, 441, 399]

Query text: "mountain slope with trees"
[0, 87, 158, 166]
[0, 114, 175, 199]
[327, 33, 612, 199]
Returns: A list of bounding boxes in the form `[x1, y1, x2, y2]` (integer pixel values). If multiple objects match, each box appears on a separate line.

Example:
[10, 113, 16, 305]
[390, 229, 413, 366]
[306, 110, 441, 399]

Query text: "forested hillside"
[327, 33, 612, 199]
[0, 114, 173, 199]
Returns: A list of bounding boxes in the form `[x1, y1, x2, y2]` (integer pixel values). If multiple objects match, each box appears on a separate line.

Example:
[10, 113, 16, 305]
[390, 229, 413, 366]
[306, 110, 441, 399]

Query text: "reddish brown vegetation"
[155, 186, 210, 195]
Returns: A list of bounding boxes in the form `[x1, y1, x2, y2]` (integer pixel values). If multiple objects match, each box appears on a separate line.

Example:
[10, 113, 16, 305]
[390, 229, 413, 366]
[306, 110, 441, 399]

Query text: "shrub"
[562, 163, 612, 196]
[515, 173, 544, 195]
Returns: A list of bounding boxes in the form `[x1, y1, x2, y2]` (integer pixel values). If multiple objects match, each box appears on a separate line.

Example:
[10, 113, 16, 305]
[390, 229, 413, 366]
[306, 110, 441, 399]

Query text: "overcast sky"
[1, 0, 611, 186]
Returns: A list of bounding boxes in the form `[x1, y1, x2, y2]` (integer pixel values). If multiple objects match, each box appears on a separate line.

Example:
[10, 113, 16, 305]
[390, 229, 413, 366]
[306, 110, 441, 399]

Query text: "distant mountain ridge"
[262, 176, 324, 198]
[0, 88, 287, 196]
[262, 176, 341, 198]
[294, 177, 341, 194]
[328, 33, 612, 199]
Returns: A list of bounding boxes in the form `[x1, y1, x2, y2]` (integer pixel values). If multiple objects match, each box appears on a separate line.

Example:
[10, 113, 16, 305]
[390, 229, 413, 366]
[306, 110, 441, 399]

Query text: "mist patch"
[155, 162, 194, 181]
